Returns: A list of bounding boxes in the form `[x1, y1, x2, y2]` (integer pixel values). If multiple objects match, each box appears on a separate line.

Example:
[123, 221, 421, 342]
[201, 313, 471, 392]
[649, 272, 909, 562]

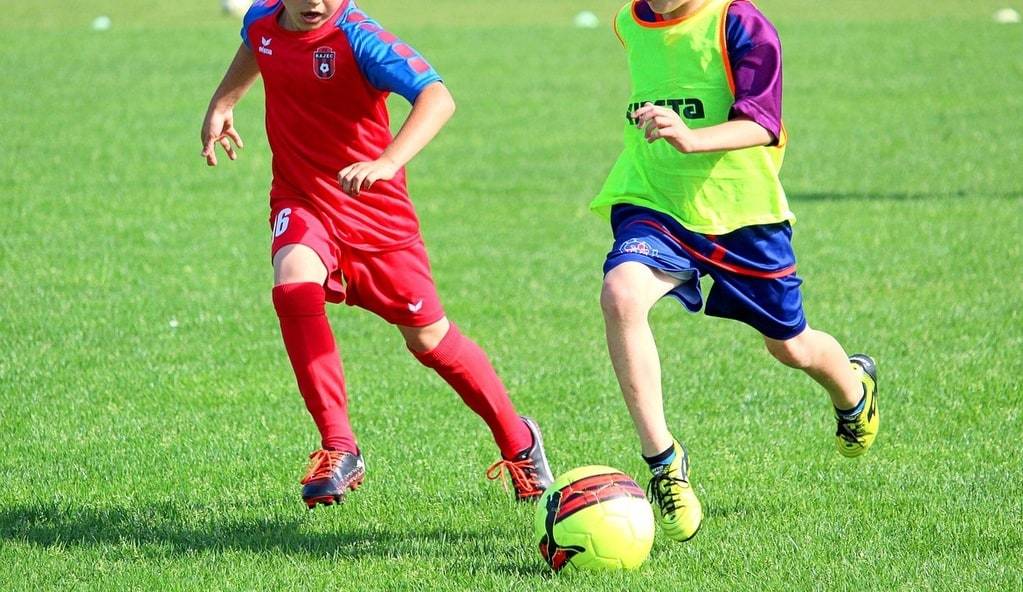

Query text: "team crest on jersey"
[314, 47, 336, 79]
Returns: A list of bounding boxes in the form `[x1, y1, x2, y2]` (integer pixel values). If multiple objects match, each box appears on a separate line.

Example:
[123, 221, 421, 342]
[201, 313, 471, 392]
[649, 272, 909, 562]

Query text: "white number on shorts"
[273, 208, 292, 238]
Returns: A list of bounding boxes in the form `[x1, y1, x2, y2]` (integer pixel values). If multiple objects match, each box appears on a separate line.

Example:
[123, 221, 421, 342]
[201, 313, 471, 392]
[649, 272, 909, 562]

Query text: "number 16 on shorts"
[273, 208, 291, 238]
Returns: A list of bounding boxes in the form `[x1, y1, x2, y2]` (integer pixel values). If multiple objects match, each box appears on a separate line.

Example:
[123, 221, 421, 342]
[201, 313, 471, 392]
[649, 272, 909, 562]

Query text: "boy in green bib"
[592, 0, 879, 542]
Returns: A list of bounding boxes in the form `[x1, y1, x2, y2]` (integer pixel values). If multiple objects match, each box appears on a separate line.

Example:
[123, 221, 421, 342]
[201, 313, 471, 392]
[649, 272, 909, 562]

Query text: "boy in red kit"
[200, 0, 553, 508]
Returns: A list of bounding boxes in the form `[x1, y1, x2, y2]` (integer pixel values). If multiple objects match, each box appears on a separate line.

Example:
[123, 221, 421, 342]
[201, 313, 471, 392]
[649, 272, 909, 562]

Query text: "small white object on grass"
[91, 16, 112, 31]
[994, 8, 1021, 23]
[574, 11, 600, 29]
[222, 0, 252, 18]
[169, 318, 180, 329]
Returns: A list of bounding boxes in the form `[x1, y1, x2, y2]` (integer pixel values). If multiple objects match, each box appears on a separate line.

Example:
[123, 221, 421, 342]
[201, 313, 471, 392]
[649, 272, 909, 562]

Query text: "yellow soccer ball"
[534, 465, 655, 572]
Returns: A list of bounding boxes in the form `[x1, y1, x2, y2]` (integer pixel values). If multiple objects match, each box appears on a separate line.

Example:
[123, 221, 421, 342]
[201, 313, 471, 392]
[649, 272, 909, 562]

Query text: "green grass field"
[1, 1, 1022, 590]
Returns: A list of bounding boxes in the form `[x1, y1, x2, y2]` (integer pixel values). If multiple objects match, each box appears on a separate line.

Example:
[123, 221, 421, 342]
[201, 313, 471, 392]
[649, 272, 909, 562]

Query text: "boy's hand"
[201, 106, 244, 166]
[338, 157, 399, 197]
[633, 102, 697, 153]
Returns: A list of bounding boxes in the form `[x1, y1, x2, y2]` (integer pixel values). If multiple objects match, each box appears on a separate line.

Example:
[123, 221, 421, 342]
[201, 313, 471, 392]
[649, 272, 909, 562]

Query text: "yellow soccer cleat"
[646, 441, 702, 542]
[836, 354, 879, 458]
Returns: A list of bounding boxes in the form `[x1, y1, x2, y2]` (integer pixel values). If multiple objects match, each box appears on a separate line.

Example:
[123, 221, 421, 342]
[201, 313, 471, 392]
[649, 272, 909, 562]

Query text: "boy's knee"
[765, 334, 814, 370]
[600, 276, 647, 322]
[401, 318, 451, 354]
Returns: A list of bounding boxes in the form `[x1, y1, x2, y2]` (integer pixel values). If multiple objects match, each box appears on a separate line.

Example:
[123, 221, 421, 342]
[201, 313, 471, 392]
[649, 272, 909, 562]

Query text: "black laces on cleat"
[835, 417, 867, 446]
[646, 473, 688, 514]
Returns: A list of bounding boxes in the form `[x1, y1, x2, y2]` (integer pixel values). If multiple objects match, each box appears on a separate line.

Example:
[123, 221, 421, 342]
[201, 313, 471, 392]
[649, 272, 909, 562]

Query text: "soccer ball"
[533, 465, 655, 572]
[221, 0, 252, 18]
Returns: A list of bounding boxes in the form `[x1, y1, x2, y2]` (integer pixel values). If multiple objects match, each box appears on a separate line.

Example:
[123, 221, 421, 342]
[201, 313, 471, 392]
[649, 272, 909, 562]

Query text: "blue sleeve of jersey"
[337, 5, 443, 103]
[240, 0, 280, 49]
[725, 15, 750, 61]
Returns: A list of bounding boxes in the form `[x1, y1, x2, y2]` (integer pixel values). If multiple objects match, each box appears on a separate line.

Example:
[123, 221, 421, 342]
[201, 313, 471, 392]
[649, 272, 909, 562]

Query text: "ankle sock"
[835, 393, 866, 420]
[643, 442, 677, 470]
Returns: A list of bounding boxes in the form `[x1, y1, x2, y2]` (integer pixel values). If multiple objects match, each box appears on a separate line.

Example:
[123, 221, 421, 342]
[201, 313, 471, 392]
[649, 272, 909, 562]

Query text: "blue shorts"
[604, 205, 807, 340]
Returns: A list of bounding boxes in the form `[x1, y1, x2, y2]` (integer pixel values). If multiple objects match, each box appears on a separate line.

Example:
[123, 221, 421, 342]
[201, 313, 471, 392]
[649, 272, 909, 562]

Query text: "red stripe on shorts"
[631, 220, 796, 280]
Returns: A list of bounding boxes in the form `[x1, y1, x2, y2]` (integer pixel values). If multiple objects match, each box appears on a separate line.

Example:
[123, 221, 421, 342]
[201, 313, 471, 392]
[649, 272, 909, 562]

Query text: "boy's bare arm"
[633, 102, 774, 154]
[201, 44, 261, 166]
[338, 81, 455, 196]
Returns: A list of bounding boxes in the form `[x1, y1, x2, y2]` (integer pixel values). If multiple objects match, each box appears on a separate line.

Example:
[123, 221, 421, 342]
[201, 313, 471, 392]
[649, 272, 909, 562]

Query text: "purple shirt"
[634, 0, 783, 143]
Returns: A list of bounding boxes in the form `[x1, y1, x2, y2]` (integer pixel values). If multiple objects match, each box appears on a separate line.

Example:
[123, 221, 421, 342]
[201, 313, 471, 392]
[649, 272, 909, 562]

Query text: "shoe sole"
[303, 475, 364, 509]
[667, 519, 702, 543]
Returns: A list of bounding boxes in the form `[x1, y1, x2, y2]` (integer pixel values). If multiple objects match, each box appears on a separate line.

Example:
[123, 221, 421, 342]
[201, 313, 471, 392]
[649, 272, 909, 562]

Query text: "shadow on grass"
[789, 190, 1021, 202]
[0, 501, 498, 561]
[489, 561, 555, 579]
[703, 501, 762, 521]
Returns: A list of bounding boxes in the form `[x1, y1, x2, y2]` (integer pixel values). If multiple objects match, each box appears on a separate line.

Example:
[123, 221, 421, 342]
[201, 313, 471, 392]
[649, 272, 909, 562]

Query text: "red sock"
[412, 324, 532, 459]
[272, 282, 357, 453]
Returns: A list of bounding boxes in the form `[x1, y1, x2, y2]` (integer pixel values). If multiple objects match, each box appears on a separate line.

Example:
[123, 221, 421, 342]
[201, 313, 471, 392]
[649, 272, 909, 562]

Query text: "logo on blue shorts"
[621, 238, 658, 257]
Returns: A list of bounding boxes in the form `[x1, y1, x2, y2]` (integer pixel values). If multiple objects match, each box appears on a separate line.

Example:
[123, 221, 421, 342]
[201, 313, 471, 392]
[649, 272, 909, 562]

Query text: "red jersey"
[242, 0, 442, 251]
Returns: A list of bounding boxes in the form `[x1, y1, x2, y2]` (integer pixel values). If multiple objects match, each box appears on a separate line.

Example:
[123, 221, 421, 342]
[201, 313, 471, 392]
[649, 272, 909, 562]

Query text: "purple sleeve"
[725, 1, 783, 144]
[338, 5, 443, 104]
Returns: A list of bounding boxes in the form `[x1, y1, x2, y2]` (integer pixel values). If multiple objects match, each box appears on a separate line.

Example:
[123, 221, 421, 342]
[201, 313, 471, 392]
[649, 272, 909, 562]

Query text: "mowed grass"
[1, 1, 1021, 590]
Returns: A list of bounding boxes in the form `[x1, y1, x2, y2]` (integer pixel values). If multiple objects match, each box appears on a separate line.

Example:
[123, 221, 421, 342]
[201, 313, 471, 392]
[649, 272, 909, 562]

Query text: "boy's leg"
[402, 319, 553, 501]
[601, 260, 703, 542]
[599, 205, 709, 542]
[272, 244, 357, 455]
[599, 261, 682, 457]
[695, 219, 879, 457]
[401, 318, 530, 458]
[341, 239, 552, 500]
[269, 203, 364, 508]
[763, 328, 860, 409]
[764, 330, 879, 457]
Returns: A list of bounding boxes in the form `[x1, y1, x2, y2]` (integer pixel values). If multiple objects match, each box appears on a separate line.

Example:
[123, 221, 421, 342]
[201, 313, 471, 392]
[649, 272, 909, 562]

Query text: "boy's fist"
[338, 157, 399, 197]
[633, 102, 696, 153]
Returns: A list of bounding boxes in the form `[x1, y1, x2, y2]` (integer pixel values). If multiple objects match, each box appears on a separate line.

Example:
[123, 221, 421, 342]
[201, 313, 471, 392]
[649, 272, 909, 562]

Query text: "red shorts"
[269, 200, 445, 327]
